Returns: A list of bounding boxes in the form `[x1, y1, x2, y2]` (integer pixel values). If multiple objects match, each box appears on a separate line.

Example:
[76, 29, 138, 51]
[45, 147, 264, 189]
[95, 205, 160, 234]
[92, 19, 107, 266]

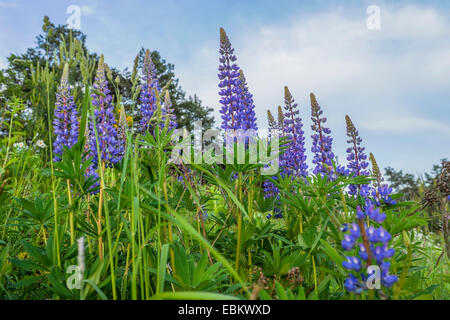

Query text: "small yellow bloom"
[18, 252, 28, 259]
[126, 116, 133, 126]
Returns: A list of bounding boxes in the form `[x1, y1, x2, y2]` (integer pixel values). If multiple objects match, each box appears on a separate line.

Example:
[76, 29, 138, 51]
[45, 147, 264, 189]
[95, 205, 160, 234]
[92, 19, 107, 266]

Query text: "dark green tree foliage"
[385, 159, 448, 202]
[384, 167, 421, 201]
[119, 48, 214, 131]
[0, 17, 214, 142]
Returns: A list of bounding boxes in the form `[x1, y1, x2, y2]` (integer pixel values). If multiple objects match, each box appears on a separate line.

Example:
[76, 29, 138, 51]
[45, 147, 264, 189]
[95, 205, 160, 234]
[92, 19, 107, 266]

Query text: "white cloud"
[178, 4, 450, 135]
[362, 115, 450, 134]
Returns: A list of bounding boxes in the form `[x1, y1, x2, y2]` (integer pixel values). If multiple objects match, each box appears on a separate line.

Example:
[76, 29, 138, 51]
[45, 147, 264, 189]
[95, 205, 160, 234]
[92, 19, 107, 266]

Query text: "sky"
[0, 0, 449, 175]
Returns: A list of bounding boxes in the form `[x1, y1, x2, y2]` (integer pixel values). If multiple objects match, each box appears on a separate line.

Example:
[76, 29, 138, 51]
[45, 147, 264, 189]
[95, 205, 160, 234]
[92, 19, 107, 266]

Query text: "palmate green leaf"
[386, 206, 427, 235]
[10, 258, 44, 272]
[191, 163, 248, 218]
[11, 275, 43, 288]
[20, 240, 51, 267]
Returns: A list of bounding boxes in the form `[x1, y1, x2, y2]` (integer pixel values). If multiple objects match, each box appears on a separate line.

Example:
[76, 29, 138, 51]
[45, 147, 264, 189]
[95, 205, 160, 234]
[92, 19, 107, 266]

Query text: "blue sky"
[0, 0, 449, 174]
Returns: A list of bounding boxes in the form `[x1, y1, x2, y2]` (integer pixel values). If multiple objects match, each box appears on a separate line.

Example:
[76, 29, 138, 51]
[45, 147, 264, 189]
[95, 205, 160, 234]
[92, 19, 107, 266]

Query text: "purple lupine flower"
[336, 164, 350, 177]
[218, 28, 242, 132]
[342, 256, 362, 272]
[53, 64, 79, 161]
[380, 262, 398, 287]
[344, 274, 363, 294]
[310, 93, 335, 176]
[139, 49, 160, 134]
[237, 70, 258, 131]
[280, 87, 308, 178]
[345, 115, 370, 197]
[341, 204, 398, 293]
[263, 88, 308, 218]
[89, 57, 124, 168]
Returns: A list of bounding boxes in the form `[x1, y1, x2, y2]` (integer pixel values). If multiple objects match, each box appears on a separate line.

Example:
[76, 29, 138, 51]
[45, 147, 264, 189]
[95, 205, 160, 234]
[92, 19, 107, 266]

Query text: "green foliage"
[0, 16, 447, 302]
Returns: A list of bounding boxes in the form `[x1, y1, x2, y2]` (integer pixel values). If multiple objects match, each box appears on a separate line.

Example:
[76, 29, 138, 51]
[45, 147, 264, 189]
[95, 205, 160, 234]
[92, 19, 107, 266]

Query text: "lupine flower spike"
[310, 93, 335, 177]
[53, 63, 79, 161]
[341, 152, 398, 293]
[264, 87, 307, 218]
[277, 106, 285, 135]
[89, 55, 124, 168]
[237, 69, 258, 131]
[370, 153, 396, 206]
[139, 49, 160, 134]
[281, 87, 308, 178]
[267, 110, 276, 132]
[162, 90, 177, 131]
[341, 205, 398, 292]
[218, 27, 242, 132]
[345, 115, 370, 198]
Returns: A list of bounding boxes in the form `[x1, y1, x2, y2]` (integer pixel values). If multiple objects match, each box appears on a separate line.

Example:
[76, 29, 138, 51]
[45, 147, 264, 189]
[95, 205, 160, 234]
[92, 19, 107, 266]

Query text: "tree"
[118, 47, 214, 131]
[0, 17, 214, 142]
[384, 166, 421, 201]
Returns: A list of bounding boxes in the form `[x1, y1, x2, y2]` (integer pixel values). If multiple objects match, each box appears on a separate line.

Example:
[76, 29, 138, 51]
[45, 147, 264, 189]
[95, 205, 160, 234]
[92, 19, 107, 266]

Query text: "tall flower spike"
[53, 63, 79, 161]
[263, 88, 308, 219]
[139, 49, 160, 133]
[370, 153, 382, 189]
[89, 56, 124, 168]
[267, 110, 276, 131]
[277, 106, 284, 128]
[264, 105, 281, 217]
[162, 90, 177, 130]
[281, 87, 308, 177]
[345, 115, 370, 196]
[370, 153, 396, 206]
[237, 69, 258, 131]
[218, 27, 242, 132]
[117, 107, 128, 151]
[310, 93, 335, 176]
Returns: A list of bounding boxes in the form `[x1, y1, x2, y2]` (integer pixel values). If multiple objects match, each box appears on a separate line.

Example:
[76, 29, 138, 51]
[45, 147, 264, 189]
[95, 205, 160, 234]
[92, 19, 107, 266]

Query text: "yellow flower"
[126, 116, 133, 126]
[18, 252, 28, 259]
